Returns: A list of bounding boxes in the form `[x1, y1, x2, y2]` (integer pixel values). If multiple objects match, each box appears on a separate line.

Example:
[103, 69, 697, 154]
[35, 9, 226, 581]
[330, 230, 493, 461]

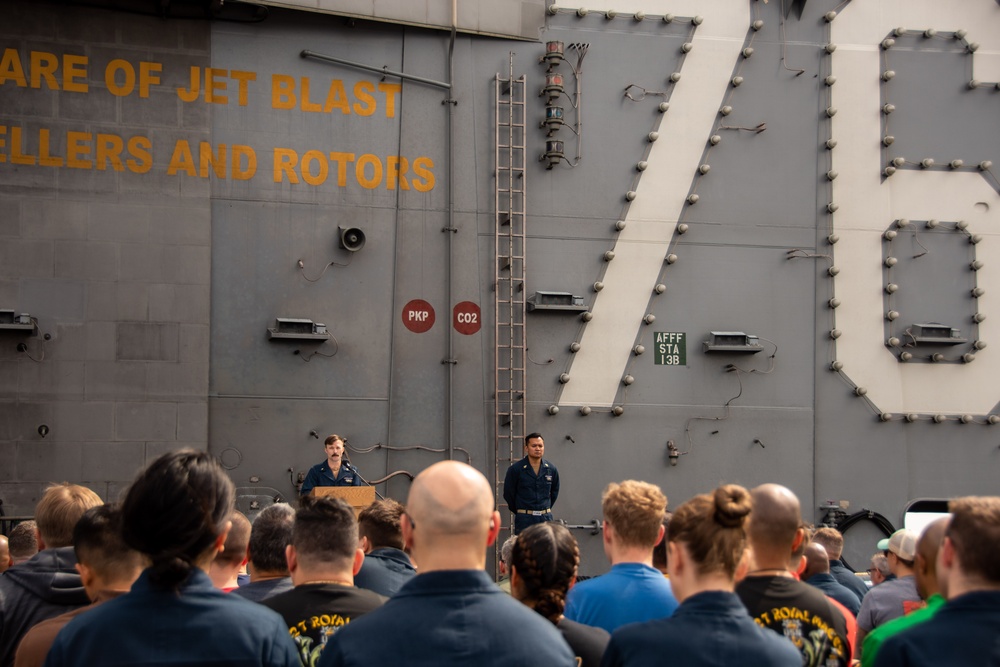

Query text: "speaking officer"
[503, 433, 560, 535]
[300, 435, 364, 496]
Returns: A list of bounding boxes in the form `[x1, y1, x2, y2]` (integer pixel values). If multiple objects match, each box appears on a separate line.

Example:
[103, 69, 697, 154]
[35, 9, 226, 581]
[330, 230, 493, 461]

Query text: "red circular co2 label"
[402, 299, 435, 333]
[453, 301, 481, 335]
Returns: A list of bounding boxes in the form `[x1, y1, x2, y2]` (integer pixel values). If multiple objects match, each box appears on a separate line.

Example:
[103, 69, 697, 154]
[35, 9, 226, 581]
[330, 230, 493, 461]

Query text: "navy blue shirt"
[317, 570, 576, 667]
[602, 590, 801, 667]
[300, 461, 364, 495]
[353, 547, 416, 598]
[503, 456, 559, 514]
[44, 569, 299, 667]
[873, 590, 1000, 667]
[831, 560, 869, 605]
[808, 572, 862, 616]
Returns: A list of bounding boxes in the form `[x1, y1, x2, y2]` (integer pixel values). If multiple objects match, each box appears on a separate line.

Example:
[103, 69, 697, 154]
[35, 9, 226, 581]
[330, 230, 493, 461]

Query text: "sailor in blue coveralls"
[503, 433, 560, 534]
[300, 434, 364, 495]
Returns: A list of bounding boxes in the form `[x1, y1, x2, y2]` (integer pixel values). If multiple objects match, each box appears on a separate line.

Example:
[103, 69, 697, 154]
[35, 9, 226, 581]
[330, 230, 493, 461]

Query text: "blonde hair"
[602, 480, 667, 548]
[36, 483, 103, 548]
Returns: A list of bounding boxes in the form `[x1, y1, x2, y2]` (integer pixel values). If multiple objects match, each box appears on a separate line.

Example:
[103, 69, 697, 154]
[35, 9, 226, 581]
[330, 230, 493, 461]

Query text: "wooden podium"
[311, 486, 375, 516]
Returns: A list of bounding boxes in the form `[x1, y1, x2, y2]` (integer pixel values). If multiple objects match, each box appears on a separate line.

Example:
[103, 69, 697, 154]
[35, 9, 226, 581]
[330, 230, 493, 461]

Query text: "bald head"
[749, 484, 802, 550]
[915, 516, 949, 599]
[405, 461, 500, 571]
[408, 461, 494, 537]
[803, 542, 831, 580]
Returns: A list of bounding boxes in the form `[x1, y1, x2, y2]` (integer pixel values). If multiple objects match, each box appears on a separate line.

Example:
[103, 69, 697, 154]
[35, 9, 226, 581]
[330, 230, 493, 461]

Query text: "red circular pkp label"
[402, 299, 435, 333]
[453, 301, 481, 335]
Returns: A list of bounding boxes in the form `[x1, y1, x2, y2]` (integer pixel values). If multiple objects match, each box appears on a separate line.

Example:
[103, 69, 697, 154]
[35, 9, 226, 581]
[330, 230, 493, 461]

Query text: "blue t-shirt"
[565, 562, 679, 633]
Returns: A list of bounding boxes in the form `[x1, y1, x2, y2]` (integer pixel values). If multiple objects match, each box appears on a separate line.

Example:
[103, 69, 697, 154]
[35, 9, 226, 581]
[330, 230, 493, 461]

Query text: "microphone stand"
[343, 458, 385, 501]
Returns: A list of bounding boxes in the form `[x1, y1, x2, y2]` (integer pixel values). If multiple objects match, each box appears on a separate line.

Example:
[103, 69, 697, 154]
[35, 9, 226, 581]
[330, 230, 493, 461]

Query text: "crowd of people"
[0, 437, 997, 667]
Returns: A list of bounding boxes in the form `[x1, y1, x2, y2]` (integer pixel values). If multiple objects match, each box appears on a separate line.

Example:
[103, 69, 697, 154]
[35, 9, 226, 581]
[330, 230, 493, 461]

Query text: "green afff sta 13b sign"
[654, 332, 686, 366]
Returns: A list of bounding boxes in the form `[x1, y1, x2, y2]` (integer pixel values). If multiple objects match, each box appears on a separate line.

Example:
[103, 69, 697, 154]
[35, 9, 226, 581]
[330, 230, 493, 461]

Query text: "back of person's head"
[215, 511, 251, 566]
[121, 449, 235, 591]
[870, 553, 890, 577]
[803, 542, 831, 579]
[946, 496, 1000, 584]
[668, 484, 751, 579]
[35, 483, 103, 549]
[748, 484, 802, 550]
[406, 461, 495, 541]
[510, 522, 580, 623]
[293, 495, 358, 570]
[651, 511, 673, 572]
[500, 534, 517, 566]
[247, 503, 295, 573]
[602, 480, 667, 549]
[9, 520, 39, 563]
[914, 517, 949, 598]
[73, 504, 144, 580]
[358, 499, 406, 551]
[812, 527, 844, 560]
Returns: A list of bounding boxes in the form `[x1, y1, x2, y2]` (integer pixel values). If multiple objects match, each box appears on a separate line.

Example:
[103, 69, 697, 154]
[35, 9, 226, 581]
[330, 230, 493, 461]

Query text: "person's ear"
[76, 562, 96, 589]
[667, 541, 683, 578]
[486, 511, 502, 547]
[359, 535, 371, 554]
[735, 548, 751, 582]
[285, 544, 298, 573]
[35, 527, 46, 551]
[352, 548, 365, 576]
[939, 536, 956, 570]
[790, 527, 804, 554]
[213, 521, 232, 555]
[656, 524, 666, 546]
[401, 513, 415, 551]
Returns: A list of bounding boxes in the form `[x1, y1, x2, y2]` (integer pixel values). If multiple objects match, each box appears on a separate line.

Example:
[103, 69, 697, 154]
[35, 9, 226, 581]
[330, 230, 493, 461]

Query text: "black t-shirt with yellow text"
[263, 583, 385, 667]
[736, 575, 850, 667]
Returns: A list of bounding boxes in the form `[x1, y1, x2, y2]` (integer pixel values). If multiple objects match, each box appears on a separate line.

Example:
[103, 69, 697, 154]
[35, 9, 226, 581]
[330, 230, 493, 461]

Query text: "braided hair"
[510, 522, 580, 624]
[121, 450, 235, 592]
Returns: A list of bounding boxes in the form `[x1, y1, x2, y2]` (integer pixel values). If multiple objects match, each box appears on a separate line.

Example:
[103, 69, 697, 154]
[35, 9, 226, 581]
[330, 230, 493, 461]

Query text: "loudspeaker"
[338, 226, 366, 252]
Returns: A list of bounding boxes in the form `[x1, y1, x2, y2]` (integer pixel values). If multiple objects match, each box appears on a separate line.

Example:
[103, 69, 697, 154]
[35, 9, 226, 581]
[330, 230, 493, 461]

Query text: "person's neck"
[676, 573, 734, 603]
[412, 545, 485, 573]
[946, 573, 1000, 599]
[250, 569, 288, 582]
[746, 548, 791, 576]
[609, 545, 654, 567]
[328, 460, 341, 471]
[293, 567, 354, 587]
[85, 577, 138, 601]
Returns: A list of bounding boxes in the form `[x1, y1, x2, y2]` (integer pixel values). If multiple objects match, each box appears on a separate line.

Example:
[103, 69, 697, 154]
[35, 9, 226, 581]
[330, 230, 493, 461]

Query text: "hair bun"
[713, 484, 752, 528]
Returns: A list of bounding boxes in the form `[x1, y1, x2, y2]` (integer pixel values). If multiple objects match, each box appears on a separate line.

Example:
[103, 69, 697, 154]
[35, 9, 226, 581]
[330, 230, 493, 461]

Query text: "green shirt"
[861, 593, 945, 667]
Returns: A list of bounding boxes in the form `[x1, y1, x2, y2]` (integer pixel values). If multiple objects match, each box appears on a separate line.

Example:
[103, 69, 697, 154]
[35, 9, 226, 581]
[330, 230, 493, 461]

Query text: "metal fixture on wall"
[538, 41, 588, 169]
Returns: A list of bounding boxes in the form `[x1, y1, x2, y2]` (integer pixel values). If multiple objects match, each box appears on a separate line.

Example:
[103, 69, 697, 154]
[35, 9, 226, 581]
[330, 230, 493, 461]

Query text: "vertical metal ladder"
[494, 54, 527, 553]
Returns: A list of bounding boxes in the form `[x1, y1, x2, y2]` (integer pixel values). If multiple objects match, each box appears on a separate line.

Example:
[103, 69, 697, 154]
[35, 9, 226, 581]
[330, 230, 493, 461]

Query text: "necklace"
[746, 569, 792, 577]
[302, 579, 353, 587]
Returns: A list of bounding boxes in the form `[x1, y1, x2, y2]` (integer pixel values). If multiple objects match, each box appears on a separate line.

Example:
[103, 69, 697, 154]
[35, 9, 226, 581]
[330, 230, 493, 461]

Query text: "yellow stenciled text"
[272, 148, 434, 191]
[0, 126, 151, 173]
